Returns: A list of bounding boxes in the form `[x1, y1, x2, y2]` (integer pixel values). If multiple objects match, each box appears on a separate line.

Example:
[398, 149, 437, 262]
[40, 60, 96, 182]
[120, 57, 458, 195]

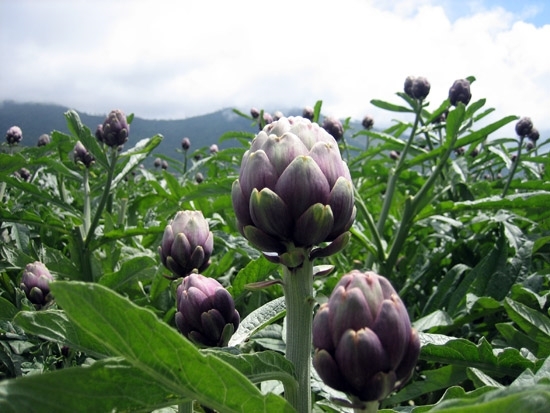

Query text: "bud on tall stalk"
[175, 273, 239, 347]
[159, 211, 214, 279]
[231, 116, 355, 265]
[96, 109, 129, 147]
[313, 270, 420, 403]
[5, 126, 23, 145]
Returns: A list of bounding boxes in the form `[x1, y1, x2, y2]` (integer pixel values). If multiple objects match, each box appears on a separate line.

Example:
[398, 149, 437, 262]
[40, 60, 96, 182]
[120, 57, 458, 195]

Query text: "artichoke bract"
[20, 262, 54, 306]
[313, 270, 420, 402]
[175, 273, 240, 347]
[231, 116, 355, 262]
[159, 211, 214, 278]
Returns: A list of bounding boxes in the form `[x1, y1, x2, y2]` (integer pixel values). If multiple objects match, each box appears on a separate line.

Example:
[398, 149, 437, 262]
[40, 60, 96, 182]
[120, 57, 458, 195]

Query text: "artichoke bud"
[181, 137, 191, 151]
[231, 116, 356, 261]
[313, 270, 420, 402]
[159, 211, 213, 279]
[37, 134, 51, 146]
[99, 109, 129, 147]
[322, 117, 344, 141]
[175, 273, 240, 347]
[515, 117, 533, 137]
[448, 79, 472, 107]
[73, 141, 95, 168]
[6, 126, 23, 145]
[20, 262, 54, 306]
[404, 76, 431, 100]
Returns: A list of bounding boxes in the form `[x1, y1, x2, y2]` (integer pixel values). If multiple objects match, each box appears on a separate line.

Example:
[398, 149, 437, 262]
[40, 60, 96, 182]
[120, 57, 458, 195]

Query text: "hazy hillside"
[0, 101, 260, 159]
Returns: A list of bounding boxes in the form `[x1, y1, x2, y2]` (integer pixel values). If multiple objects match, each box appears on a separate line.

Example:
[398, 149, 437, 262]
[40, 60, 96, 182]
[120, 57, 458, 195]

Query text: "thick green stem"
[178, 401, 193, 413]
[353, 400, 379, 413]
[82, 168, 91, 237]
[282, 255, 314, 413]
[375, 101, 423, 235]
[501, 136, 525, 198]
[84, 149, 118, 248]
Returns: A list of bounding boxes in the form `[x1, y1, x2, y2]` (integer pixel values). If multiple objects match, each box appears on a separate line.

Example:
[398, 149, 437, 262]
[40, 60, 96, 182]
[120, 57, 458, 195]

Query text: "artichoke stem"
[178, 401, 193, 413]
[502, 135, 524, 198]
[353, 400, 379, 413]
[282, 254, 314, 413]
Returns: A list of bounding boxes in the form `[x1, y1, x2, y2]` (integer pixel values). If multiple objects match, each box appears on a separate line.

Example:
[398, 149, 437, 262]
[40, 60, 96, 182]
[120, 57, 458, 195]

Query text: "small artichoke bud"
[404, 76, 430, 100]
[432, 110, 448, 124]
[37, 133, 51, 147]
[209, 144, 219, 154]
[454, 147, 465, 156]
[302, 106, 314, 121]
[449, 79, 472, 106]
[181, 137, 191, 151]
[231, 116, 356, 260]
[389, 150, 400, 160]
[526, 141, 535, 151]
[175, 273, 240, 347]
[6, 126, 23, 145]
[16, 168, 31, 181]
[322, 117, 344, 141]
[195, 172, 204, 183]
[261, 112, 273, 129]
[154, 157, 162, 168]
[515, 117, 533, 137]
[159, 210, 214, 278]
[362, 115, 374, 130]
[250, 107, 260, 119]
[313, 270, 420, 402]
[273, 111, 284, 121]
[20, 262, 54, 306]
[161, 160, 168, 170]
[528, 128, 539, 142]
[73, 141, 95, 168]
[99, 109, 129, 147]
[470, 147, 479, 157]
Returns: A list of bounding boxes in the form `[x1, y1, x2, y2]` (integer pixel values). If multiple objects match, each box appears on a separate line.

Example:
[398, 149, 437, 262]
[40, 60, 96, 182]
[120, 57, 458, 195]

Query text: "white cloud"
[1, 0, 549, 134]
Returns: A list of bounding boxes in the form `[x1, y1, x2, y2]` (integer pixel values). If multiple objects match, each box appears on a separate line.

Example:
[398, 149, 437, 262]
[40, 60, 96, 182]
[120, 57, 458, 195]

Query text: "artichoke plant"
[231, 116, 355, 265]
[313, 270, 420, 404]
[20, 262, 54, 306]
[175, 273, 239, 347]
[159, 210, 214, 279]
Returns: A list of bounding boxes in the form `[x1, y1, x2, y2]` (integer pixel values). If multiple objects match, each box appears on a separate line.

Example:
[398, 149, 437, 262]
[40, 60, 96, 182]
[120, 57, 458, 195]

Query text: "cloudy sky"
[1, 0, 549, 133]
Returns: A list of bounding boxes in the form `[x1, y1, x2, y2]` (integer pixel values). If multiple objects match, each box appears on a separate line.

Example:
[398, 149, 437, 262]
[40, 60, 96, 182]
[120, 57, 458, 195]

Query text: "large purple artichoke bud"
[515, 117, 533, 137]
[175, 273, 240, 347]
[231, 116, 355, 262]
[20, 262, 54, 306]
[6, 126, 23, 145]
[313, 270, 420, 402]
[97, 109, 129, 147]
[159, 211, 214, 278]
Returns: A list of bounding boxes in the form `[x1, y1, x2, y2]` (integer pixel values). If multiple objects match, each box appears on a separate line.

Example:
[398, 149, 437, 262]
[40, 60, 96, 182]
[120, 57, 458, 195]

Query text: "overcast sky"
[1, 0, 549, 133]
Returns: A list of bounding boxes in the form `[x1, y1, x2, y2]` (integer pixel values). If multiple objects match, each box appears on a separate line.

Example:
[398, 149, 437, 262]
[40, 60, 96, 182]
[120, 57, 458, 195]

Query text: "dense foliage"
[1, 76, 550, 412]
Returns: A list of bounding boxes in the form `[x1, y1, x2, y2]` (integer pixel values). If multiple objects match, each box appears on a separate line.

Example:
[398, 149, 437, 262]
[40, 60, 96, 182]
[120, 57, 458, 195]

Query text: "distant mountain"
[0, 100, 260, 159]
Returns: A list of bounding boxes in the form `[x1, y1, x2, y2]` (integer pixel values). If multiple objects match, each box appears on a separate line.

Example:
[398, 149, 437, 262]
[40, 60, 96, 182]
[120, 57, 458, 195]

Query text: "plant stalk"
[501, 136, 525, 198]
[84, 148, 118, 248]
[282, 255, 314, 413]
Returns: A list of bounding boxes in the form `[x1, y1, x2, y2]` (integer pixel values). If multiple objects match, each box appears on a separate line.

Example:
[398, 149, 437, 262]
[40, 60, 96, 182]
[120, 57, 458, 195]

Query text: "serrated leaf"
[229, 297, 286, 347]
[230, 256, 280, 297]
[47, 281, 294, 412]
[0, 358, 188, 413]
[504, 298, 550, 351]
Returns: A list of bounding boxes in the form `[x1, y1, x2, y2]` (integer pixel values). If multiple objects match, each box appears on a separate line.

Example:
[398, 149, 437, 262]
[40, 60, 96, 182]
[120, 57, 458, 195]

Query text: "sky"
[1, 0, 549, 134]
